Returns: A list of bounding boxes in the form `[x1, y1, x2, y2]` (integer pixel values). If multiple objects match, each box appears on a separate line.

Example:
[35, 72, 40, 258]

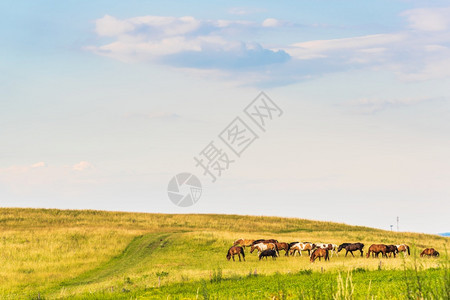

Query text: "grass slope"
[0, 208, 448, 299]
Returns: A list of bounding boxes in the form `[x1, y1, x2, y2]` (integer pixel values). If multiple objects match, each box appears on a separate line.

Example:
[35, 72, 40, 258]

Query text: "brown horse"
[420, 248, 440, 257]
[233, 239, 254, 247]
[226, 246, 245, 261]
[366, 244, 387, 258]
[275, 242, 290, 256]
[310, 248, 329, 262]
[386, 245, 398, 258]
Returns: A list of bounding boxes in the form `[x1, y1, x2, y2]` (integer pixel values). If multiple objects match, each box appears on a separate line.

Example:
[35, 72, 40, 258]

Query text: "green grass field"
[0, 208, 448, 299]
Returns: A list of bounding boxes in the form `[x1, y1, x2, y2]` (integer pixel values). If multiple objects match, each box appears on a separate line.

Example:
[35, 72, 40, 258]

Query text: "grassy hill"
[0, 208, 448, 299]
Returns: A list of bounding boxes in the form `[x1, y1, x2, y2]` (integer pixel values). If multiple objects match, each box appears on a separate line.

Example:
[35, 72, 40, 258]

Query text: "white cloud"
[87, 15, 290, 68]
[402, 8, 450, 32]
[30, 162, 46, 168]
[262, 18, 281, 28]
[95, 15, 135, 36]
[87, 8, 450, 85]
[73, 161, 93, 171]
[285, 33, 405, 60]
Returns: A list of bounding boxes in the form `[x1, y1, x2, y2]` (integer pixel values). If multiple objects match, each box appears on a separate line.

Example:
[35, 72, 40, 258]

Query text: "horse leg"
[232, 255, 235, 261]
[360, 249, 363, 257]
[350, 251, 355, 257]
[238, 254, 241, 262]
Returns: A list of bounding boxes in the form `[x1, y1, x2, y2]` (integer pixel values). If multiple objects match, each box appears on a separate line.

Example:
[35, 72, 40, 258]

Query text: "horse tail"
[407, 245, 410, 255]
[241, 247, 245, 259]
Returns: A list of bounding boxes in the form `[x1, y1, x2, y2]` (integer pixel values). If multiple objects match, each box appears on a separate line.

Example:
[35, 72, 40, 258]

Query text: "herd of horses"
[226, 238, 440, 263]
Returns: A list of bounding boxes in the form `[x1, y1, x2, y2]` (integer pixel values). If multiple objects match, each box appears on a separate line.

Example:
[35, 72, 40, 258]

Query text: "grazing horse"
[251, 239, 278, 246]
[396, 244, 410, 256]
[338, 243, 365, 257]
[386, 245, 398, 258]
[259, 249, 278, 260]
[366, 244, 387, 258]
[250, 243, 279, 256]
[420, 248, 440, 257]
[226, 246, 245, 262]
[313, 243, 339, 257]
[233, 239, 254, 248]
[310, 248, 329, 262]
[290, 242, 315, 256]
[275, 242, 291, 256]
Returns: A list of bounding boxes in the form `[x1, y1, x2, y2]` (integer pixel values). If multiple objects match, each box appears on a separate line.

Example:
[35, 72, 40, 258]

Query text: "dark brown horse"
[310, 248, 329, 262]
[275, 242, 290, 256]
[226, 246, 245, 261]
[259, 249, 278, 260]
[420, 248, 440, 257]
[366, 244, 387, 258]
[338, 243, 364, 257]
[386, 245, 398, 258]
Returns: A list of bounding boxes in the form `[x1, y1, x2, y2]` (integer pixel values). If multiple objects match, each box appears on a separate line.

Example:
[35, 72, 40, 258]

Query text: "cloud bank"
[86, 7, 450, 85]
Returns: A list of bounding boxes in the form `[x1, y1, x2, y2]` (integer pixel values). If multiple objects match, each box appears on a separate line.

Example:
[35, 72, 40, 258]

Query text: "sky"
[1, 1, 450, 234]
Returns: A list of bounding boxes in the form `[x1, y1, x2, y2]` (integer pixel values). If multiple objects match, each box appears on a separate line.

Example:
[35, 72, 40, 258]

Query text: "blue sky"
[1, 1, 450, 233]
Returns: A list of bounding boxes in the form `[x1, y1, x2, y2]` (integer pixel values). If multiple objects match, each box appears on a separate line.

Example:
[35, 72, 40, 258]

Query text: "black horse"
[338, 243, 364, 257]
[259, 249, 278, 260]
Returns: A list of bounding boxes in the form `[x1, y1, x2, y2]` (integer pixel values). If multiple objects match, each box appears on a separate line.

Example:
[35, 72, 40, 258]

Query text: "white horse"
[290, 242, 315, 257]
[250, 242, 279, 256]
[396, 244, 410, 256]
[313, 243, 339, 257]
